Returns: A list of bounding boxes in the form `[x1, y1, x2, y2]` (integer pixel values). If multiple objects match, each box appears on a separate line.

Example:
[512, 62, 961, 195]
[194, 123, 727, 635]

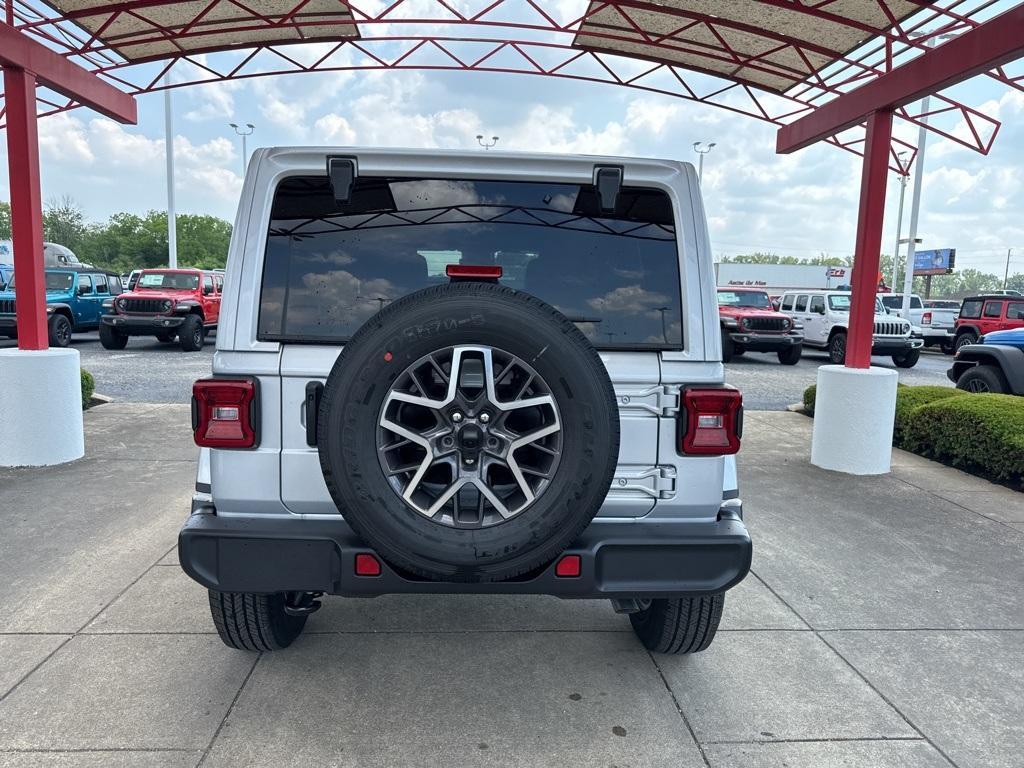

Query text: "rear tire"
[828, 331, 847, 364]
[48, 314, 72, 348]
[99, 323, 128, 350]
[955, 332, 977, 352]
[179, 315, 205, 351]
[630, 594, 725, 654]
[892, 349, 920, 368]
[207, 591, 307, 651]
[940, 339, 954, 355]
[956, 365, 1008, 394]
[777, 345, 802, 365]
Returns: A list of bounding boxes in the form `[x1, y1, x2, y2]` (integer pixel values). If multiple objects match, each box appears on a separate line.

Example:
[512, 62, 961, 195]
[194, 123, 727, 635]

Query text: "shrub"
[802, 384, 816, 415]
[893, 385, 966, 442]
[902, 393, 1024, 483]
[81, 369, 95, 410]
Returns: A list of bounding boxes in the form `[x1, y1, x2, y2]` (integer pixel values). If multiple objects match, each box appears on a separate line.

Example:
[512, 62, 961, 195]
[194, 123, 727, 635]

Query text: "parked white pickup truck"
[880, 294, 958, 354]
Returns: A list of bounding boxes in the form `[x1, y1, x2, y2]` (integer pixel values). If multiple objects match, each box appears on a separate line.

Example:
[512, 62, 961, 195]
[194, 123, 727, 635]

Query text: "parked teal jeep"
[0, 268, 123, 346]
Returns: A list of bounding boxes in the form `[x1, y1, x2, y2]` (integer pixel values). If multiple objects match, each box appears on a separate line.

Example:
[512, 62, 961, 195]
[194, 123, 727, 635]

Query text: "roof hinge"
[327, 156, 357, 204]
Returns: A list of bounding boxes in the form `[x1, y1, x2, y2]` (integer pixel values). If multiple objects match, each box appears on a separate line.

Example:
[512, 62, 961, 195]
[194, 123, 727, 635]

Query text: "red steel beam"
[777, 3, 1024, 153]
[0, 21, 136, 123]
[3, 68, 49, 350]
[846, 110, 893, 369]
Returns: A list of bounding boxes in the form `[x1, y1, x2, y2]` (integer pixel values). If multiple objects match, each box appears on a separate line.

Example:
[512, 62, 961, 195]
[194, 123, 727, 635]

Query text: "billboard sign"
[913, 248, 955, 276]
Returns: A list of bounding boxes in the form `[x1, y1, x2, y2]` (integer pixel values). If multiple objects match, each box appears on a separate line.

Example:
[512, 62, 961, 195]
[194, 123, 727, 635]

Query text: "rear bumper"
[102, 314, 186, 334]
[727, 331, 803, 351]
[179, 504, 752, 599]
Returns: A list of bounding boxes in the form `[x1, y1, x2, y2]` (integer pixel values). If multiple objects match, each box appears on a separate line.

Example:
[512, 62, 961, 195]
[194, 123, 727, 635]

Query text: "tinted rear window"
[258, 176, 683, 348]
[960, 300, 983, 318]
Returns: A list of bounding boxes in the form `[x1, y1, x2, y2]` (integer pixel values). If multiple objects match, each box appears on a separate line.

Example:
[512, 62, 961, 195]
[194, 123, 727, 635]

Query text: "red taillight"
[192, 378, 258, 449]
[555, 555, 581, 578]
[355, 553, 382, 577]
[680, 387, 742, 455]
[922, 312, 932, 325]
[446, 264, 503, 279]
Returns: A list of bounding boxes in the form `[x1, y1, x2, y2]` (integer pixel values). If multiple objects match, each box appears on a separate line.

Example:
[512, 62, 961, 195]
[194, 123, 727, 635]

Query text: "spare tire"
[318, 282, 620, 582]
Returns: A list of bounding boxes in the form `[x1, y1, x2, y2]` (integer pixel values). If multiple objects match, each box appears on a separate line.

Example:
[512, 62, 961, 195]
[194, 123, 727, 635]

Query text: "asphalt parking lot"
[0, 333, 953, 409]
[0, 405, 1020, 767]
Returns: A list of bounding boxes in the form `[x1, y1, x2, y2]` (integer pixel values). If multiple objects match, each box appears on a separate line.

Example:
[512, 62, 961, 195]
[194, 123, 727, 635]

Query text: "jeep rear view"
[179, 148, 751, 654]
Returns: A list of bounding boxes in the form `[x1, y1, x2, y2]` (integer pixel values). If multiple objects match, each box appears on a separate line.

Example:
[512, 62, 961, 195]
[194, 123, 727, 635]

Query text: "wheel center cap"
[456, 422, 483, 452]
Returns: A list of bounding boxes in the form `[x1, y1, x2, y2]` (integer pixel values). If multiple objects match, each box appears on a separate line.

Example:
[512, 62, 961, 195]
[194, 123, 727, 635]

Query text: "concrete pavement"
[0, 405, 1021, 767]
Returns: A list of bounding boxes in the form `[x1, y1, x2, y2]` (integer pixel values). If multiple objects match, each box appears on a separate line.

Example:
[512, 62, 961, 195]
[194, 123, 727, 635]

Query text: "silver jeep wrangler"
[180, 148, 751, 654]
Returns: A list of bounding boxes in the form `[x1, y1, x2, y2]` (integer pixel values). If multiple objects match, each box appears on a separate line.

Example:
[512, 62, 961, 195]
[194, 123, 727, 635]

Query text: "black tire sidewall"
[318, 283, 620, 581]
[958, 365, 1006, 393]
[829, 332, 846, 364]
[180, 316, 203, 351]
[49, 315, 71, 347]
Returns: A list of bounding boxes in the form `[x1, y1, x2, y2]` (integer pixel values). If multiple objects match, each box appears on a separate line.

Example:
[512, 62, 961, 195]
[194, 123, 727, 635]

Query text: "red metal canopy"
[1, 0, 1023, 363]
[2, 0, 1023, 166]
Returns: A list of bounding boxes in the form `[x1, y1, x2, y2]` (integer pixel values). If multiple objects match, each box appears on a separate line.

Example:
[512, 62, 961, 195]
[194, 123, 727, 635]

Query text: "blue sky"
[1, 43, 1022, 276]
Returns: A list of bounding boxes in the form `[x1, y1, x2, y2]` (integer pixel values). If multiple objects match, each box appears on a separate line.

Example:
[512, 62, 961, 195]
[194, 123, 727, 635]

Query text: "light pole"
[900, 33, 956, 318]
[1005, 248, 1015, 289]
[229, 122, 255, 176]
[476, 135, 499, 150]
[164, 75, 177, 269]
[888, 151, 910, 291]
[692, 142, 716, 185]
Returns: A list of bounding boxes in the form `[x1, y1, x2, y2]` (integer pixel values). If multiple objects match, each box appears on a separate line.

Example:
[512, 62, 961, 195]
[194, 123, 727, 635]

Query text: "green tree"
[0, 201, 10, 241]
[42, 196, 87, 251]
[721, 252, 851, 267]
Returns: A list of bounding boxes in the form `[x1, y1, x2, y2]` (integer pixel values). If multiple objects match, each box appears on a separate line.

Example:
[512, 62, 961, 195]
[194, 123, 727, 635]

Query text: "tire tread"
[207, 591, 306, 651]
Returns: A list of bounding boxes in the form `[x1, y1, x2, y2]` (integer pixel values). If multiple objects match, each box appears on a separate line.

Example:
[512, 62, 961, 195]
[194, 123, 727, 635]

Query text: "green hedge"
[892, 386, 966, 441]
[81, 369, 95, 410]
[803, 384, 817, 416]
[802, 382, 1024, 485]
[902, 394, 1024, 483]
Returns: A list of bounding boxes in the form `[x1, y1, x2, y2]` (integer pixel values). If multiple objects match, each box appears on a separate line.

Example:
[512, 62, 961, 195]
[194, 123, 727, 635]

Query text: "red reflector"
[922, 312, 932, 325]
[354, 553, 382, 577]
[555, 555, 581, 578]
[192, 379, 258, 449]
[680, 387, 742, 456]
[446, 264, 503, 279]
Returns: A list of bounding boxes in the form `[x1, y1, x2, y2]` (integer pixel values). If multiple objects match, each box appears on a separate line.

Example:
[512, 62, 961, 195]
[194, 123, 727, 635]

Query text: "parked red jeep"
[717, 287, 804, 365]
[953, 294, 1024, 352]
[100, 268, 222, 351]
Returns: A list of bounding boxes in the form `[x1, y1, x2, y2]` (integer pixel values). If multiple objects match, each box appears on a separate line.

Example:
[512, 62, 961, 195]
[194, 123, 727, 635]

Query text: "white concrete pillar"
[810, 365, 898, 475]
[0, 348, 85, 466]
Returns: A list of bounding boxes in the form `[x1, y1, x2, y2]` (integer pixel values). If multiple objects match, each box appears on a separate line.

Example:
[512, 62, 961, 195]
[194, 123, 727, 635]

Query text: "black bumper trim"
[179, 508, 752, 599]
[102, 314, 186, 333]
[727, 332, 803, 351]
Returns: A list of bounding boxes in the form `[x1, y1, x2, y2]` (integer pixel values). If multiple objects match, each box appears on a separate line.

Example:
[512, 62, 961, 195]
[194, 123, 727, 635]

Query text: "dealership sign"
[914, 248, 956, 276]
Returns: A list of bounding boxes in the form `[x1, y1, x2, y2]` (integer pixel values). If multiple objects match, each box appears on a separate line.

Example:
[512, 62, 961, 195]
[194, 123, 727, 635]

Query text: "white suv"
[179, 148, 751, 654]
[779, 290, 922, 367]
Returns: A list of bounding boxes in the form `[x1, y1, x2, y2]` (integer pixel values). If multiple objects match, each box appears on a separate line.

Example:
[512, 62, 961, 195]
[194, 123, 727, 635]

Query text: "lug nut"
[442, 436, 455, 448]
[452, 412, 463, 423]
[479, 413, 490, 423]
[486, 437, 499, 449]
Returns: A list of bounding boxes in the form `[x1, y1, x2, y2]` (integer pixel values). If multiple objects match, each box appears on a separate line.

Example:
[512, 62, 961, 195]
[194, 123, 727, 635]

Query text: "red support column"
[3, 67, 49, 351]
[846, 109, 893, 369]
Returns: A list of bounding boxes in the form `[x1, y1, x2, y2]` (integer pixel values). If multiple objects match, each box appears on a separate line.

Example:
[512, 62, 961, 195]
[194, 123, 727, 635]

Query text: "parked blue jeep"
[0, 267, 123, 346]
[947, 328, 1024, 395]
[0, 264, 12, 291]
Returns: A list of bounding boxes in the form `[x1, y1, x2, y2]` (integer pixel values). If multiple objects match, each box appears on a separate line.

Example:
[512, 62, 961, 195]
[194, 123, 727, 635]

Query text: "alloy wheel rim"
[967, 379, 989, 393]
[376, 345, 562, 528]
